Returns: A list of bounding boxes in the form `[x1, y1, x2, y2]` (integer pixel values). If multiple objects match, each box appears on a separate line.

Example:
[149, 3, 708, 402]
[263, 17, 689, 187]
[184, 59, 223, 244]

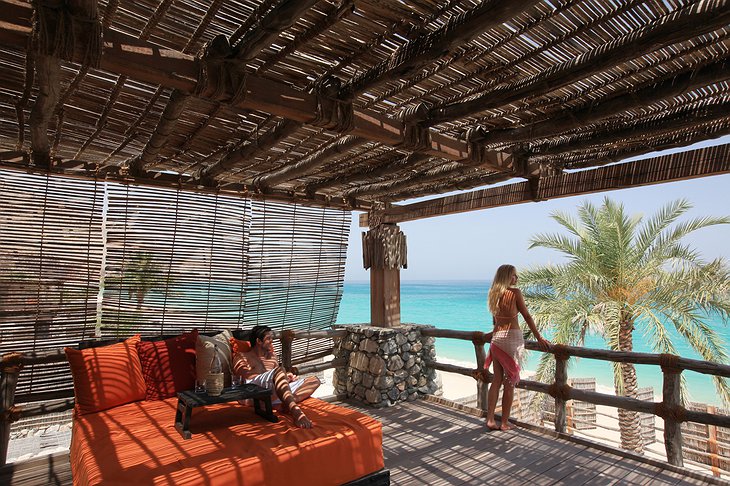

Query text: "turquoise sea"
[336, 280, 729, 407]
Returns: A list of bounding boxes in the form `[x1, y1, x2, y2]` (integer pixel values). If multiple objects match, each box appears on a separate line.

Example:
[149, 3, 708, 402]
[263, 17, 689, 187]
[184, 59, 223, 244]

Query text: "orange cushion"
[229, 336, 251, 354]
[136, 330, 198, 400]
[70, 397, 384, 486]
[65, 336, 146, 415]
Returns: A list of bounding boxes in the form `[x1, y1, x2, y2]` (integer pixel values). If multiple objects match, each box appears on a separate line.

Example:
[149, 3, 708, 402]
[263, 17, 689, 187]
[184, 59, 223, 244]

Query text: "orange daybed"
[71, 396, 385, 485]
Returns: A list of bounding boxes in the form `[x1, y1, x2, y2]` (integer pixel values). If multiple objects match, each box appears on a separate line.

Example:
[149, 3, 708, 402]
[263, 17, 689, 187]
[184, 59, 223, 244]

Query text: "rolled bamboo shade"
[0, 168, 350, 402]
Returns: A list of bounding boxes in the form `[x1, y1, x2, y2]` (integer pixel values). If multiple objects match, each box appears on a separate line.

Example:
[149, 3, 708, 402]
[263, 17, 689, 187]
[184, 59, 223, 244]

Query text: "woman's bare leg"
[485, 360, 503, 430]
[500, 382, 515, 430]
[272, 367, 312, 428]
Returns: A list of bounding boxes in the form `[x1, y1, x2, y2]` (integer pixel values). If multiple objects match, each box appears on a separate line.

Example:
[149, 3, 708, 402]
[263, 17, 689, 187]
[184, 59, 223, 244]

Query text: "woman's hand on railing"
[536, 336, 551, 352]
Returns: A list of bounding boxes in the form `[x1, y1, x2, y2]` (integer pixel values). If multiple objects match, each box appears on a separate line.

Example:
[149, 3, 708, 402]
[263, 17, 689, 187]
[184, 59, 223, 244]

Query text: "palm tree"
[124, 252, 170, 310]
[521, 198, 730, 453]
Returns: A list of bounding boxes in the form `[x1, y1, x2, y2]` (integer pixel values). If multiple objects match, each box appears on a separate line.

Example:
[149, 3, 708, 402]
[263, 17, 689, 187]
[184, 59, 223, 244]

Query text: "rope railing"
[420, 327, 730, 470]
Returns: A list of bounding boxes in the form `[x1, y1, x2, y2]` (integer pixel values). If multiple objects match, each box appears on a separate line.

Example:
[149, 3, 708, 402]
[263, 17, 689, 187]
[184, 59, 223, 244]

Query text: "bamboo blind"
[244, 199, 349, 359]
[0, 170, 103, 399]
[0, 168, 350, 402]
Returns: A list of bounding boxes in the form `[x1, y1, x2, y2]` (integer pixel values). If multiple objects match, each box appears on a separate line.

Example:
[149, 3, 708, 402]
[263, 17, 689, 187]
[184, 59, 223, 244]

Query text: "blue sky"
[344, 135, 730, 281]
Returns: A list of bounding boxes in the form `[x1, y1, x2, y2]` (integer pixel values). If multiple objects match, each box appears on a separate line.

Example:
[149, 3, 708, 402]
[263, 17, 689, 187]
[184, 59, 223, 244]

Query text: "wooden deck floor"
[0, 398, 726, 485]
[344, 398, 726, 486]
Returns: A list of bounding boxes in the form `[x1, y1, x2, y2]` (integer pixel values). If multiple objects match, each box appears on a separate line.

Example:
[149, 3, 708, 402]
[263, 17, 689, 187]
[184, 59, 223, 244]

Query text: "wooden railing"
[0, 329, 346, 466]
[421, 327, 730, 468]
[4, 326, 730, 471]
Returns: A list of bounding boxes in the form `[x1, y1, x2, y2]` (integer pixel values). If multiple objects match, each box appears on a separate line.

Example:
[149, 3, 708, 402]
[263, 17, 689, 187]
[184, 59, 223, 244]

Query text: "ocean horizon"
[336, 280, 729, 408]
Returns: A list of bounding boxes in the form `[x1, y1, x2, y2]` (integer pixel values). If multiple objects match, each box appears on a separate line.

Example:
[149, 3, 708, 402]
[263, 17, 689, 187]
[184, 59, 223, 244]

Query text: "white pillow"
[196, 330, 233, 384]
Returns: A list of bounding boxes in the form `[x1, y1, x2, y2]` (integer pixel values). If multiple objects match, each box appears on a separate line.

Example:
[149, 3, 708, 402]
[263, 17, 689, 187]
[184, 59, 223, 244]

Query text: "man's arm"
[232, 352, 257, 380]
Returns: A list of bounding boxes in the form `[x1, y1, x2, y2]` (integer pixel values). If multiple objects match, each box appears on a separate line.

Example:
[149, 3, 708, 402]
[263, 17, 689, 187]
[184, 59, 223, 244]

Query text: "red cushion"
[136, 330, 198, 400]
[229, 336, 252, 354]
[65, 335, 146, 415]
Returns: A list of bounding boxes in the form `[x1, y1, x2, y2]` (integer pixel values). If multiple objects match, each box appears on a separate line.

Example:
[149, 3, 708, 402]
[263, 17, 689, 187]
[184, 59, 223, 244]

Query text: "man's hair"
[249, 325, 272, 347]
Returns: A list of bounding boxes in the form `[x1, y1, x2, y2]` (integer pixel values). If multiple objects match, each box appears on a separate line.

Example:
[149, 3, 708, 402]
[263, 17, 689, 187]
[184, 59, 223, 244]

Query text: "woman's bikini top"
[493, 289, 518, 320]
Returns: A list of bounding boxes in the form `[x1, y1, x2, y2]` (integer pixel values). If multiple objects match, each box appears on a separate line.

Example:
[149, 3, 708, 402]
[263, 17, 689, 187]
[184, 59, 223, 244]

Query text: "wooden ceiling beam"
[532, 103, 730, 159]
[427, 2, 730, 124]
[383, 171, 516, 203]
[482, 59, 730, 146]
[254, 135, 363, 190]
[344, 161, 474, 199]
[134, 0, 319, 175]
[200, 118, 302, 180]
[304, 150, 420, 194]
[0, 1, 515, 173]
[126, 90, 191, 174]
[366, 144, 730, 226]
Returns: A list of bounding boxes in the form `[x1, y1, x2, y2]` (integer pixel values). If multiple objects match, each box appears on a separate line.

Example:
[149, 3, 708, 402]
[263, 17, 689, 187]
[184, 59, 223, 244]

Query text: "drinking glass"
[231, 375, 242, 388]
[194, 379, 207, 394]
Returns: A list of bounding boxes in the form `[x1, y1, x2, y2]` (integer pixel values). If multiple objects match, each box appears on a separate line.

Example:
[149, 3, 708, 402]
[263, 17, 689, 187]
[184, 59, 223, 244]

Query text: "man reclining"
[233, 325, 320, 428]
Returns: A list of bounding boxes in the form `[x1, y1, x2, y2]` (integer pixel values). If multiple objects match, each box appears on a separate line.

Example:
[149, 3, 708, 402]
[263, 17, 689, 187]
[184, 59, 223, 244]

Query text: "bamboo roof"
[0, 0, 729, 214]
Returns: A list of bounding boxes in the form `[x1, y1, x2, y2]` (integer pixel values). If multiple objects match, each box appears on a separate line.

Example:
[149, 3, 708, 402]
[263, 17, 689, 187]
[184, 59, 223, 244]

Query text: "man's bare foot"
[291, 406, 312, 429]
[500, 422, 516, 431]
[485, 420, 500, 431]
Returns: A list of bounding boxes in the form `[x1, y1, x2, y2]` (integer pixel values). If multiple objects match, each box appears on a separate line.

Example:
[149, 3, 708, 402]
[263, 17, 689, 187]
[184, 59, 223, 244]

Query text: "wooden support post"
[554, 356, 568, 434]
[707, 405, 720, 477]
[0, 353, 23, 466]
[474, 341, 488, 412]
[662, 368, 684, 466]
[280, 330, 294, 372]
[362, 221, 406, 327]
[566, 401, 574, 434]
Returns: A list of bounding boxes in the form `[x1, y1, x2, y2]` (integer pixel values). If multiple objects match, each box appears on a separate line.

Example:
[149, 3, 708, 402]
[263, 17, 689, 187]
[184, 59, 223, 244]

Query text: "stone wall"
[333, 324, 438, 407]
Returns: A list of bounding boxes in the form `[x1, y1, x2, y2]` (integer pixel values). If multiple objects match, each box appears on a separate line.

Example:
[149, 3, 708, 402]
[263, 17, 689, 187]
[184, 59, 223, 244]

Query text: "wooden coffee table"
[175, 383, 278, 439]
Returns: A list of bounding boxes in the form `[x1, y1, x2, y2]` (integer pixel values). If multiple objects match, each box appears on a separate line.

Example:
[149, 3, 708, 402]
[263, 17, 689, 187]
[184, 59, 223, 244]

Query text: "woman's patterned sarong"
[485, 329, 524, 386]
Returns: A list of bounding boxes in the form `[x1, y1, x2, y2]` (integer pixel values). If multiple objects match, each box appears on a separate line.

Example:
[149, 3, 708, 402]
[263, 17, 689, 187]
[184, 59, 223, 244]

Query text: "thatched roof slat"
[342, 0, 540, 97]
[396, 0, 639, 112]
[481, 57, 730, 147]
[373, 143, 730, 224]
[533, 102, 730, 159]
[229, 0, 278, 46]
[427, 1, 730, 124]
[0, 0, 727, 212]
[256, 0, 354, 75]
[183, 0, 225, 54]
[232, 0, 320, 62]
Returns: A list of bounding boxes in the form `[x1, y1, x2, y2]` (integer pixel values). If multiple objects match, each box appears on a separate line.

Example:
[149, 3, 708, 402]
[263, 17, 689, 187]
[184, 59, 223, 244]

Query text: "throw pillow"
[136, 330, 198, 400]
[229, 336, 252, 354]
[65, 335, 146, 414]
[195, 330, 233, 385]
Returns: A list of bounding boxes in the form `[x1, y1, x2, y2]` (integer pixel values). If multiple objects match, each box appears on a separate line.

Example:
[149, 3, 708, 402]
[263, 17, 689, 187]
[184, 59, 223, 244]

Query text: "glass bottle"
[206, 344, 224, 396]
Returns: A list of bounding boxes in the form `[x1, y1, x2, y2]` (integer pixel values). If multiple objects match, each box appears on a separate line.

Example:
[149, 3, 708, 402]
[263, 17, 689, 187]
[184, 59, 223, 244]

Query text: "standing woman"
[485, 264, 550, 430]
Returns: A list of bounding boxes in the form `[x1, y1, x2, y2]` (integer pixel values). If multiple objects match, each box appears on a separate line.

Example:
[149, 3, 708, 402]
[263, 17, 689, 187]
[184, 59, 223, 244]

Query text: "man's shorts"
[245, 368, 306, 405]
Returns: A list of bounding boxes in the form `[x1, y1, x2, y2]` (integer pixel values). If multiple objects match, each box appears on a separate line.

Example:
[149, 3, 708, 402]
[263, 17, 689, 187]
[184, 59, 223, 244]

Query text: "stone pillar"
[333, 324, 438, 407]
[362, 222, 406, 327]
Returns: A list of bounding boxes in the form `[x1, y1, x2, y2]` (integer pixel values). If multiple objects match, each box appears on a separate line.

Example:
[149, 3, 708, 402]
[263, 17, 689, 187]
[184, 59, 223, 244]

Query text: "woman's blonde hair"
[488, 264, 516, 314]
